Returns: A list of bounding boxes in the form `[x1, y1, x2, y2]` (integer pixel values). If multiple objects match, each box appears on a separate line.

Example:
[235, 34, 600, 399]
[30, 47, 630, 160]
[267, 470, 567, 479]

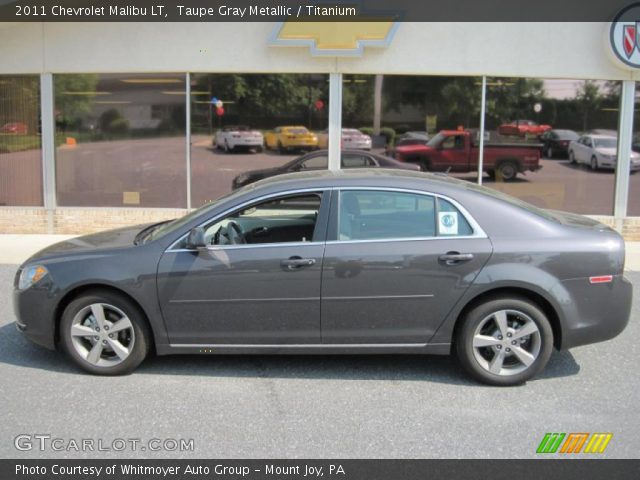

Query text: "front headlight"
[18, 265, 48, 290]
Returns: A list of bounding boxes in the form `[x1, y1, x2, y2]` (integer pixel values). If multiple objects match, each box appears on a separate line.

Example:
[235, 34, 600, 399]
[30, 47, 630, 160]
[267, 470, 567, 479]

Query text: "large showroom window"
[341, 73, 482, 180]
[481, 77, 620, 215]
[629, 83, 640, 217]
[189, 73, 329, 208]
[54, 73, 187, 207]
[0, 75, 42, 206]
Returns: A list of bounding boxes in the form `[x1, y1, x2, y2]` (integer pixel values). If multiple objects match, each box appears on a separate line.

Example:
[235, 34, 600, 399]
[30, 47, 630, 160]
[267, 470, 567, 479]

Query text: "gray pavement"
[0, 263, 638, 459]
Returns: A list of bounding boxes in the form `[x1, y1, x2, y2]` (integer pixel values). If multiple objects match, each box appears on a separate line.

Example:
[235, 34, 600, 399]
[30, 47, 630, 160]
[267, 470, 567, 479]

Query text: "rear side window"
[437, 198, 473, 236]
[338, 190, 476, 241]
[338, 190, 436, 240]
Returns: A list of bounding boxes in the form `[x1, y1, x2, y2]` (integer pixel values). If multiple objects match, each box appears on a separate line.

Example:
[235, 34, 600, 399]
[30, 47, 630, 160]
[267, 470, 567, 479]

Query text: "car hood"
[25, 223, 154, 263]
[238, 166, 281, 180]
[395, 144, 432, 154]
[595, 147, 617, 156]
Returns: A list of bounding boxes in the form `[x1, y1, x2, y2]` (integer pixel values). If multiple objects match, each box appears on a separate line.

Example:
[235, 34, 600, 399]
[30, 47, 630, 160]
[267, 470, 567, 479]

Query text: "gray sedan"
[13, 170, 632, 386]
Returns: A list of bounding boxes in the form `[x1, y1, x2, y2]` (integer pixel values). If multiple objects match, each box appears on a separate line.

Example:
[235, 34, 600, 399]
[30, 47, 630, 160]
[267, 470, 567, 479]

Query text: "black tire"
[456, 296, 553, 386]
[497, 160, 518, 181]
[419, 158, 430, 171]
[590, 156, 598, 171]
[278, 142, 286, 154]
[60, 290, 151, 375]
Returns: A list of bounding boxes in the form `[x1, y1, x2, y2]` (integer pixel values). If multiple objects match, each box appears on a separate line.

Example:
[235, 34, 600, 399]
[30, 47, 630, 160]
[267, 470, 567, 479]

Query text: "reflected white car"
[317, 128, 372, 150]
[214, 126, 264, 153]
[568, 134, 640, 171]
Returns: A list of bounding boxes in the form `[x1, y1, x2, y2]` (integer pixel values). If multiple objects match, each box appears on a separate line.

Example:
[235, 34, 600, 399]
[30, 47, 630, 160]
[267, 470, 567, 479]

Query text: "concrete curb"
[0, 234, 638, 271]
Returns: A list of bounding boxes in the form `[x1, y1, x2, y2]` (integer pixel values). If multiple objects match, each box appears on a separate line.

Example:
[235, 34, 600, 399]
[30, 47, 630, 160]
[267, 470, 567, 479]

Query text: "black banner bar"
[1, 459, 639, 480]
[0, 0, 636, 22]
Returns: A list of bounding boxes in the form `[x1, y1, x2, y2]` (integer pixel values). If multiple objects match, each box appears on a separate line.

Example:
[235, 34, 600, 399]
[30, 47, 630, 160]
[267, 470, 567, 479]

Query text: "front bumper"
[13, 279, 58, 350]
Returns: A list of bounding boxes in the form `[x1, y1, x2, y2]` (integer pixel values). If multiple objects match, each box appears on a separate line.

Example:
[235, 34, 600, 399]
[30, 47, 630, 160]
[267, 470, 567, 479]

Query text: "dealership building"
[1, 19, 640, 238]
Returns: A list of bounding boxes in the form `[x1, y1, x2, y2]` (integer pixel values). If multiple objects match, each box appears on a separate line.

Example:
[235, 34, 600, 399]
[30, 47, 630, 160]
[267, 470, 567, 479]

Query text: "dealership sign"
[609, 3, 640, 68]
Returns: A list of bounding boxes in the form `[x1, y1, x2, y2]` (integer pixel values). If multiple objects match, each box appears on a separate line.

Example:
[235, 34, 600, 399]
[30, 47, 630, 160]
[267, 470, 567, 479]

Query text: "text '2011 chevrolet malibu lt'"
[14, 169, 632, 386]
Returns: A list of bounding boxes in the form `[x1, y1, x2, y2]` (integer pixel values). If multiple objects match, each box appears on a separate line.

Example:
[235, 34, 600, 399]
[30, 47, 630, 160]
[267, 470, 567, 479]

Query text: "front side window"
[203, 193, 322, 246]
[301, 155, 328, 169]
[342, 154, 374, 168]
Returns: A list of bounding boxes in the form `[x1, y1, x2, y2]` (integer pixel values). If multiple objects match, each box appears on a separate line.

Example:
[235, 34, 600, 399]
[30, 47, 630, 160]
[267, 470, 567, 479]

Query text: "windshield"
[594, 138, 617, 149]
[554, 130, 579, 140]
[286, 128, 308, 134]
[427, 132, 446, 147]
[465, 182, 560, 223]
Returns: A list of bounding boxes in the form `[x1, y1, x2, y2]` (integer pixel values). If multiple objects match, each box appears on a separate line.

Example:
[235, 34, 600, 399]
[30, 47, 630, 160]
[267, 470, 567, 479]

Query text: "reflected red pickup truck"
[393, 130, 542, 181]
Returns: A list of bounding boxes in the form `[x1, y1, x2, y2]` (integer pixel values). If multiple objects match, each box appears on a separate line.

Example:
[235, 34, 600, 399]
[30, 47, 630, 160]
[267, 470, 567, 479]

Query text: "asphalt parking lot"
[0, 262, 638, 459]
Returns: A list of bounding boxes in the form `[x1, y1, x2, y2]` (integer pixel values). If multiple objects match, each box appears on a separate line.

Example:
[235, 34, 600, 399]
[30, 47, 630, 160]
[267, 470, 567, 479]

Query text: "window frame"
[166, 188, 332, 252]
[326, 187, 487, 244]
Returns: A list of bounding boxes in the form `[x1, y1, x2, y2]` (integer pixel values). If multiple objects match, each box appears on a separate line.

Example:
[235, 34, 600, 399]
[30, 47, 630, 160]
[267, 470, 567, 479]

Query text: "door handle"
[281, 256, 316, 270]
[438, 252, 474, 265]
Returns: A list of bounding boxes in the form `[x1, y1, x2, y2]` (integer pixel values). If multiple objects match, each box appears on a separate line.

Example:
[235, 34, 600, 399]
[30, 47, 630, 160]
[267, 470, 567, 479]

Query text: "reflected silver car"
[14, 170, 632, 385]
[568, 134, 640, 171]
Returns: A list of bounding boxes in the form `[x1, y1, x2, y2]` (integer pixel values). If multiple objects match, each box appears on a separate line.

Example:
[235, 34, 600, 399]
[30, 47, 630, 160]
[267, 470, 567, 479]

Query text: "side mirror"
[185, 227, 207, 250]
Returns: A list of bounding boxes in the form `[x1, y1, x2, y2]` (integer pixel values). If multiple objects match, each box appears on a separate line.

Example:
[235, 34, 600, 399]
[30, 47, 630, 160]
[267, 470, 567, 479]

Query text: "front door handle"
[439, 252, 474, 265]
[281, 256, 316, 270]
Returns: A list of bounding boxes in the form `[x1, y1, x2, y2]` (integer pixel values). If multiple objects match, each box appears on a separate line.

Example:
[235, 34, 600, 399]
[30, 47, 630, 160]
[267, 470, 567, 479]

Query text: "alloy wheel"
[70, 303, 135, 367]
[471, 309, 541, 376]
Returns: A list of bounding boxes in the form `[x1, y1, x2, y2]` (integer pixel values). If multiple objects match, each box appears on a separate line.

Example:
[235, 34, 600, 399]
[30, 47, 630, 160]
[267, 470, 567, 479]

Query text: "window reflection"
[54, 73, 187, 207]
[0, 75, 42, 206]
[482, 78, 620, 215]
[190, 73, 329, 207]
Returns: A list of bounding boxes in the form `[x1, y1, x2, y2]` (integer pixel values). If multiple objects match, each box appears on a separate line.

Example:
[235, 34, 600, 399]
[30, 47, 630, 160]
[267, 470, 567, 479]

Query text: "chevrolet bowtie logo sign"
[269, 21, 398, 56]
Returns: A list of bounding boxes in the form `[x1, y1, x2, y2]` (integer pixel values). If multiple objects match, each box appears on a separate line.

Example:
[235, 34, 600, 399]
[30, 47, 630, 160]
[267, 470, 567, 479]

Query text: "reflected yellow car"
[264, 126, 318, 153]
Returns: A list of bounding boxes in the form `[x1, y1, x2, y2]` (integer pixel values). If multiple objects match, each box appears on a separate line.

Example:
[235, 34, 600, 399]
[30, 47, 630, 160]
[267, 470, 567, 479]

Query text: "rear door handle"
[439, 252, 474, 265]
[281, 257, 316, 270]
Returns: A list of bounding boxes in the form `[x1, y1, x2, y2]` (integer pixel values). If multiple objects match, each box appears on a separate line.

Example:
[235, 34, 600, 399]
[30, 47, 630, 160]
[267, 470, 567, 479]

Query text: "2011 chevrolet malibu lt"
[13, 170, 632, 385]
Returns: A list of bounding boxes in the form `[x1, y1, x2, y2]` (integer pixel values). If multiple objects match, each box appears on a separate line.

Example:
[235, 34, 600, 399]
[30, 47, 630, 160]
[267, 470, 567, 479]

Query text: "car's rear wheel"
[456, 296, 553, 386]
[496, 161, 518, 181]
[60, 291, 151, 375]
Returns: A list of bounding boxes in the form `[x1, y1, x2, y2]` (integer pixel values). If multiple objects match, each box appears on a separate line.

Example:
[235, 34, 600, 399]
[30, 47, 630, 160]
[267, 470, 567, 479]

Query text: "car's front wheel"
[60, 291, 151, 375]
[456, 296, 553, 386]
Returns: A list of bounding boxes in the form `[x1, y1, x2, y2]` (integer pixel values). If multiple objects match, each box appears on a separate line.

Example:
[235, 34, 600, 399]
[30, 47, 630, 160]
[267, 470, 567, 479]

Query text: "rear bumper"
[554, 274, 632, 350]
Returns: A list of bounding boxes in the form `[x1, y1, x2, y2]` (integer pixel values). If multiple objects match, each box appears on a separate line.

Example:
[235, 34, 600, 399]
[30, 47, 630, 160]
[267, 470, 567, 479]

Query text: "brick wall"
[0, 208, 187, 235]
[1, 207, 639, 240]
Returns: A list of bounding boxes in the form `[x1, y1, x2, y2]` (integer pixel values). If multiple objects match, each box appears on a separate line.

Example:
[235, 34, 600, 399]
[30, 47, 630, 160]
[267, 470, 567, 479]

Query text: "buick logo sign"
[610, 3, 640, 68]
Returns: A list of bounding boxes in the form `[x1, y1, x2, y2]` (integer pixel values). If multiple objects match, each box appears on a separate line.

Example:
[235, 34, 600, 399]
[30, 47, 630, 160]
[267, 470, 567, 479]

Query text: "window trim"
[328, 187, 487, 244]
[166, 187, 330, 252]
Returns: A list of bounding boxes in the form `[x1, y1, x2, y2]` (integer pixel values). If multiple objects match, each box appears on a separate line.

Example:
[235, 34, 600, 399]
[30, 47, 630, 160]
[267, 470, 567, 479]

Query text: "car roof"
[247, 167, 468, 193]
[587, 134, 617, 139]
